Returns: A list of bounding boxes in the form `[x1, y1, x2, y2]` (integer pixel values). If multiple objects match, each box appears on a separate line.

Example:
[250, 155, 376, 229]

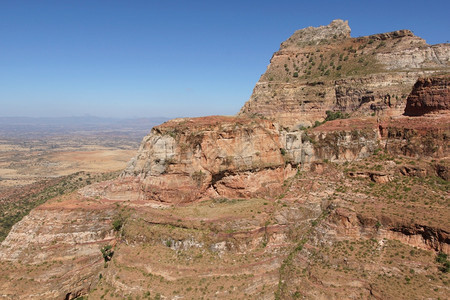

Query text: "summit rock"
[239, 20, 450, 128]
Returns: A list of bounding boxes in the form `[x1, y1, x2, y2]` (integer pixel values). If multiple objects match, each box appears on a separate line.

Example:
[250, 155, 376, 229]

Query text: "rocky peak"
[280, 19, 351, 49]
[239, 20, 450, 129]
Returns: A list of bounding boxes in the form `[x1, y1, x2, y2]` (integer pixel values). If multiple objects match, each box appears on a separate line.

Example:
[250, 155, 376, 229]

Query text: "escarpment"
[62, 75, 450, 207]
[0, 22, 449, 300]
[99, 74, 448, 204]
[239, 19, 450, 129]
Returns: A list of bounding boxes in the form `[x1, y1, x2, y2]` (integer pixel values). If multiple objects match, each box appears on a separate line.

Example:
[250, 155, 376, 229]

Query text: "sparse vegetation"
[324, 110, 350, 121]
[436, 252, 450, 273]
[0, 171, 120, 242]
[101, 245, 114, 262]
[191, 170, 206, 187]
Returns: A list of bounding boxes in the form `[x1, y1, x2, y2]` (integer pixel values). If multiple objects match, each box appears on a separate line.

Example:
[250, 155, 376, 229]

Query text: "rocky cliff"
[0, 24, 449, 300]
[404, 74, 450, 115]
[239, 20, 450, 129]
[119, 116, 288, 202]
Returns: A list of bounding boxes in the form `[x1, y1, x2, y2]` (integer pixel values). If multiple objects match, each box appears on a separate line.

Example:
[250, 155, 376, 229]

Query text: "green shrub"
[101, 245, 114, 262]
[313, 120, 322, 128]
[324, 110, 349, 121]
[112, 218, 123, 232]
[376, 41, 386, 49]
[436, 252, 450, 273]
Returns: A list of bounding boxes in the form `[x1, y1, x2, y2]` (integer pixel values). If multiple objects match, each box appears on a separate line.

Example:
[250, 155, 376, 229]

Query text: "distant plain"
[0, 116, 168, 189]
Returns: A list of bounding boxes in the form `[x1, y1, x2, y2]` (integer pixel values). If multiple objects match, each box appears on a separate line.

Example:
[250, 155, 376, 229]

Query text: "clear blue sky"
[1, 0, 449, 118]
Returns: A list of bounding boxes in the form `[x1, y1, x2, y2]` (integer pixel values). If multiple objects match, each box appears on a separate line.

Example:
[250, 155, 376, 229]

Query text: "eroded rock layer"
[115, 116, 292, 203]
[0, 195, 115, 299]
[404, 74, 450, 116]
[239, 20, 450, 128]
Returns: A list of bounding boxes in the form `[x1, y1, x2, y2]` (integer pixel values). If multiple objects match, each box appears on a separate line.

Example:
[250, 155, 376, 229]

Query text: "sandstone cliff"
[239, 20, 450, 128]
[0, 25, 449, 300]
[91, 75, 448, 206]
[404, 74, 450, 115]
[113, 116, 292, 203]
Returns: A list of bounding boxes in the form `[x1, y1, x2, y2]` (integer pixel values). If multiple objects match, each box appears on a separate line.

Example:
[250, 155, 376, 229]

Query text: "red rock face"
[111, 116, 293, 203]
[404, 75, 450, 116]
[239, 20, 450, 129]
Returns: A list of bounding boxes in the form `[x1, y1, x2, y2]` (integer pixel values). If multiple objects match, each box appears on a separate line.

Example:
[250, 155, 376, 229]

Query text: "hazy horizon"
[1, 0, 449, 119]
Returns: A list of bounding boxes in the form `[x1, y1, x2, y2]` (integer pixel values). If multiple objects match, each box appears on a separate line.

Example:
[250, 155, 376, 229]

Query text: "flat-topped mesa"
[239, 20, 450, 129]
[404, 74, 450, 116]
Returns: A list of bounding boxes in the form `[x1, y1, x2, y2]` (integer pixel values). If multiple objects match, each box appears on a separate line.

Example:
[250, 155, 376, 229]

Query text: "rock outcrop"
[97, 119, 382, 204]
[92, 74, 449, 203]
[116, 116, 292, 203]
[404, 74, 450, 116]
[239, 19, 450, 128]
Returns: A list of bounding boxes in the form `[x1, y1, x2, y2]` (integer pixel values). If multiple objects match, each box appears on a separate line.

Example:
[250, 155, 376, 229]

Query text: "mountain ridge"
[239, 19, 449, 128]
[0, 21, 448, 299]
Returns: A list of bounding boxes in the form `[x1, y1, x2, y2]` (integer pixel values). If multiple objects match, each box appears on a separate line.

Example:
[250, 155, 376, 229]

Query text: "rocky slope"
[239, 20, 450, 129]
[0, 193, 116, 299]
[0, 24, 449, 300]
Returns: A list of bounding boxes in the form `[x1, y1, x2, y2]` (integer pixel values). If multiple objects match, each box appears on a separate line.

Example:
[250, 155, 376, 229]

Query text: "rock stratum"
[239, 20, 450, 128]
[0, 21, 449, 300]
[404, 75, 450, 116]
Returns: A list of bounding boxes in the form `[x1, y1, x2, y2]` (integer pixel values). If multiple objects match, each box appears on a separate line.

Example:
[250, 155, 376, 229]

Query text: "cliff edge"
[239, 20, 450, 128]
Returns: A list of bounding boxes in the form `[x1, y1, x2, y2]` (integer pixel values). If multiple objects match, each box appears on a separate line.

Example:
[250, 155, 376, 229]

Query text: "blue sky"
[1, 0, 449, 118]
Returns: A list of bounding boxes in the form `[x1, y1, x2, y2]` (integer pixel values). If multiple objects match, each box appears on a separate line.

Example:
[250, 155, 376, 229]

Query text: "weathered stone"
[239, 20, 450, 129]
[404, 75, 450, 116]
[117, 116, 290, 203]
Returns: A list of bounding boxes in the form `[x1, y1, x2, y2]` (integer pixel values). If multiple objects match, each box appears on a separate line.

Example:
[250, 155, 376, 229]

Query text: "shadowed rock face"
[239, 19, 450, 129]
[404, 75, 450, 116]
